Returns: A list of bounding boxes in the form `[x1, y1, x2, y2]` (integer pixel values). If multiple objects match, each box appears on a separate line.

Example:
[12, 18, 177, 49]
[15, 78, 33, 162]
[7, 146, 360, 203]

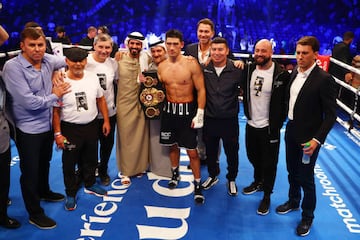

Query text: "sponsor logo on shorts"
[161, 132, 171, 140]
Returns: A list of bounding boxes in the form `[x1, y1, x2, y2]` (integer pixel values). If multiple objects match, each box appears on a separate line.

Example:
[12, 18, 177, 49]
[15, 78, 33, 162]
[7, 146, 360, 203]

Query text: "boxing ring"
[1, 48, 360, 240]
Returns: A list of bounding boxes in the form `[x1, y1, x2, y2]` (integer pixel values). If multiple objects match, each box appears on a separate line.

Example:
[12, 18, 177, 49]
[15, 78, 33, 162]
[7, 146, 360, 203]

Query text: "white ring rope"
[1, 47, 359, 137]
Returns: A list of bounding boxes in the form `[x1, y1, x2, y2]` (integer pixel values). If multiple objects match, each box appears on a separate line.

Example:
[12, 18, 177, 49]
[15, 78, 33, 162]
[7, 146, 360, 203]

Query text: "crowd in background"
[0, 0, 359, 55]
[0, 0, 358, 235]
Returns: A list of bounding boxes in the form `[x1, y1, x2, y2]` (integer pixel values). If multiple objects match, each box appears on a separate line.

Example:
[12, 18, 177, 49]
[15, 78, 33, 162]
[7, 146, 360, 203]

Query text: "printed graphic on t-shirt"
[254, 76, 264, 96]
[75, 92, 88, 112]
[97, 73, 107, 90]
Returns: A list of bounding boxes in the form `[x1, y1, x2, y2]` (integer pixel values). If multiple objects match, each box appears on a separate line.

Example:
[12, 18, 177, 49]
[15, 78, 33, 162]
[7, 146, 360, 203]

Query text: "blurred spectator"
[329, 31, 355, 80]
[329, 31, 355, 107]
[53, 26, 71, 45]
[349, 55, 360, 89]
[79, 26, 97, 46]
[344, 55, 360, 128]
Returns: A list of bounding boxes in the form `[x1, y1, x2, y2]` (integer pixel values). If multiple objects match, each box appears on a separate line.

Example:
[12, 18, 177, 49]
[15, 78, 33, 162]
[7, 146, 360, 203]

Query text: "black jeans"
[61, 119, 99, 197]
[16, 128, 53, 217]
[97, 115, 116, 176]
[203, 117, 239, 181]
[245, 124, 280, 195]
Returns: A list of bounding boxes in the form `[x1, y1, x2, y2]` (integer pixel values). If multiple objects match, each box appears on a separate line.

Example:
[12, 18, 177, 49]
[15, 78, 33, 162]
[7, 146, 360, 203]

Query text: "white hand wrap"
[192, 108, 204, 129]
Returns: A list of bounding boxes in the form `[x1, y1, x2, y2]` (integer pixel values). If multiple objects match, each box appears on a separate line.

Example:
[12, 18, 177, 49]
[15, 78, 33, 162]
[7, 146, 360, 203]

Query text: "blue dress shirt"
[2, 53, 66, 134]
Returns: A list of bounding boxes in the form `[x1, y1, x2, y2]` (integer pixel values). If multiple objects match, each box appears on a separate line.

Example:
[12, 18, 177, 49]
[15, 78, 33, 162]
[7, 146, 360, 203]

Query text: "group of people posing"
[0, 18, 337, 238]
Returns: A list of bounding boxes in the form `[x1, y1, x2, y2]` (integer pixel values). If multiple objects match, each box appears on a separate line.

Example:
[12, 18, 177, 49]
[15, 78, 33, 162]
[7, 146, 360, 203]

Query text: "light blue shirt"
[2, 53, 66, 134]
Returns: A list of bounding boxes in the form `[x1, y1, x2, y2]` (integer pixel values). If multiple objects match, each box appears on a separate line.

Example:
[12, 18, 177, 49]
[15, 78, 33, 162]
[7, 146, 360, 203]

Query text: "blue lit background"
[0, 0, 359, 55]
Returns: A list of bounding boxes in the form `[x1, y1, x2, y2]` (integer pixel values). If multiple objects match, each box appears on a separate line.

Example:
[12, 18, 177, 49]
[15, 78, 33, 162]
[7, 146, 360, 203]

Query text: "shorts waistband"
[163, 101, 195, 116]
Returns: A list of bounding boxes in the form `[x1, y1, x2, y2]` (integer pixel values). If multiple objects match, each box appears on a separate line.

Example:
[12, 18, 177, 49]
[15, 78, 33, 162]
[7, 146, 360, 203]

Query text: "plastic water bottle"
[63, 139, 76, 151]
[302, 142, 311, 164]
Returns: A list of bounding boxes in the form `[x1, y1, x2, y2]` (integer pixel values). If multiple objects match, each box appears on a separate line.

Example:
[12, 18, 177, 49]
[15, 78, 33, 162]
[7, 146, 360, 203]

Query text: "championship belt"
[139, 70, 166, 119]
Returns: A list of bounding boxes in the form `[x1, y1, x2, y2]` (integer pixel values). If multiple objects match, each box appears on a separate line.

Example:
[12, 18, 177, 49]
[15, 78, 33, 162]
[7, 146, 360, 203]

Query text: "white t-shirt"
[86, 54, 119, 118]
[214, 66, 225, 76]
[61, 70, 104, 124]
[248, 63, 274, 128]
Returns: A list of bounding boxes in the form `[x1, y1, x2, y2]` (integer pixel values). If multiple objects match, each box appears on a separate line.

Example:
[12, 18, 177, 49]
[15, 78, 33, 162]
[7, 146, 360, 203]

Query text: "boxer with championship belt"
[158, 29, 206, 204]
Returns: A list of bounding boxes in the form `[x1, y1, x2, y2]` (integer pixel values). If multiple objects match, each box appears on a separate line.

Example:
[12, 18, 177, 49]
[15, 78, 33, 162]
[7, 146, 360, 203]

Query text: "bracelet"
[54, 132, 62, 138]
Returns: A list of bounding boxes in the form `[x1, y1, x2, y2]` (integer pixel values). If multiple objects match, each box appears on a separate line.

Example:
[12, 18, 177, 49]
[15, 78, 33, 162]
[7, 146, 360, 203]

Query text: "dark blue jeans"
[285, 121, 320, 221]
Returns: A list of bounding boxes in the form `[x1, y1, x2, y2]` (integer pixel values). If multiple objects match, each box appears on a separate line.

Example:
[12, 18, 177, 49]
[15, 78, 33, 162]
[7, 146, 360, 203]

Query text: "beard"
[254, 55, 271, 66]
[129, 47, 141, 57]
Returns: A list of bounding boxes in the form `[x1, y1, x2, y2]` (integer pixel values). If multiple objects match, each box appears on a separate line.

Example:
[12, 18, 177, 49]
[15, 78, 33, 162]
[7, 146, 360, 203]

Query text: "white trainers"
[227, 181, 238, 196]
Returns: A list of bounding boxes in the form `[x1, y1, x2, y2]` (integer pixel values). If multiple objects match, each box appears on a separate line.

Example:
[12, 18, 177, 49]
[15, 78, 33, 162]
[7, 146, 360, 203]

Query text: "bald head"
[255, 39, 273, 52]
[254, 39, 273, 69]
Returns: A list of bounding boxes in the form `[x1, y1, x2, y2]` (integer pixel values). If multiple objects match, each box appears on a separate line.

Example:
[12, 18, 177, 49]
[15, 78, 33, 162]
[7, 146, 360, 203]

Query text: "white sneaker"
[227, 181, 238, 196]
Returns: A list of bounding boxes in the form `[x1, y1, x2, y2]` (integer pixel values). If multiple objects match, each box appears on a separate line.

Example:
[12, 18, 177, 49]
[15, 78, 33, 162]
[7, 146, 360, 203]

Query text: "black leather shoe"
[29, 214, 56, 229]
[40, 191, 65, 202]
[275, 201, 299, 214]
[296, 219, 312, 236]
[0, 217, 21, 229]
[242, 181, 263, 195]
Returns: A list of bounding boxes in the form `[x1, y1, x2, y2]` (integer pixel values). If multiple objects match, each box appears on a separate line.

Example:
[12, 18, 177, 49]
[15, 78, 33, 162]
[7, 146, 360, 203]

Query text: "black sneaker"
[40, 191, 65, 202]
[296, 219, 312, 236]
[194, 182, 205, 204]
[242, 181, 263, 195]
[100, 174, 111, 186]
[0, 217, 21, 229]
[257, 196, 270, 215]
[227, 181, 238, 196]
[168, 167, 180, 189]
[275, 201, 299, 214]
[29, 214, 56, 229]
[201, 176, 219, 190]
